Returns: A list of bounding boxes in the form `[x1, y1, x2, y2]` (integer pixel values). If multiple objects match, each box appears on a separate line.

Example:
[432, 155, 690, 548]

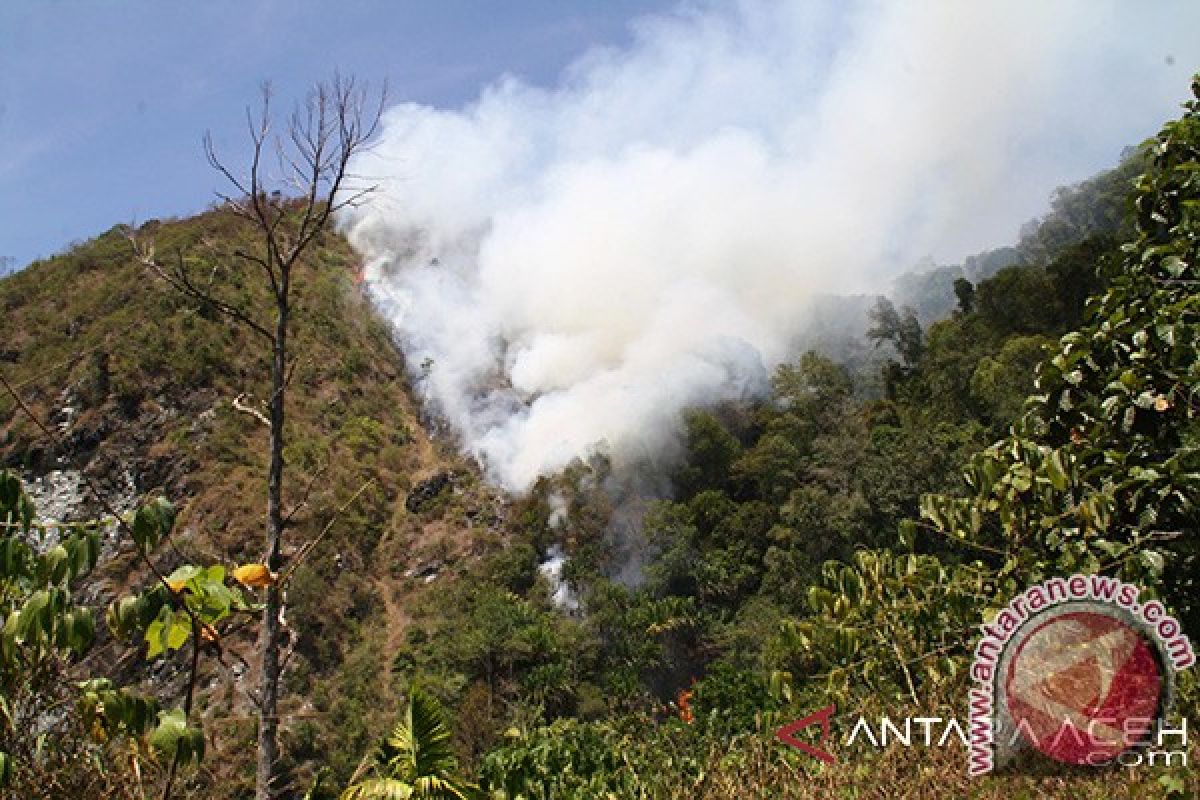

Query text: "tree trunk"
[256, 289, 288, 800]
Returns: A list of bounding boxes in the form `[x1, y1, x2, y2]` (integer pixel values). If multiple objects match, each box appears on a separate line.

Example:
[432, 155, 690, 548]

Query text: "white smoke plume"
[339, 0, 1200, 492]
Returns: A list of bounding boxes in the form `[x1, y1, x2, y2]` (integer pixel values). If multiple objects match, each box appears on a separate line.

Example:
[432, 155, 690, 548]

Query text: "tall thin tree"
[133, 75, 384, 800]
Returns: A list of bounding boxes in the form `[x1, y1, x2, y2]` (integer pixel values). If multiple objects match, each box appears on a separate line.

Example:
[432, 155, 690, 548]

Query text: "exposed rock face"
[23, 468, 87, 524]
[405, 470, 453, 513]
[19, 466, 137, 565]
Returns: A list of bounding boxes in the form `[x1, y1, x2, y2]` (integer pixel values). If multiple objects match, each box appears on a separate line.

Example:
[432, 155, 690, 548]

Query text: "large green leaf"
[149, 707, 205, 764]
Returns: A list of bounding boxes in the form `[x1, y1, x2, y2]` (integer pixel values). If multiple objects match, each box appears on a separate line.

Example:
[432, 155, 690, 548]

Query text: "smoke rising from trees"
[339, 0, 1200, 491]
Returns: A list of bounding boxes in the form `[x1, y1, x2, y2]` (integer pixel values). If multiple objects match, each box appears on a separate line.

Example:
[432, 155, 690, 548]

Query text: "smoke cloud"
[339, 0, 1200, 492]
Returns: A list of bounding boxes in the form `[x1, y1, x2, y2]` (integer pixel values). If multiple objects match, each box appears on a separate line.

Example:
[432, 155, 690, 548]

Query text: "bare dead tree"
[131, 75, 384, 800]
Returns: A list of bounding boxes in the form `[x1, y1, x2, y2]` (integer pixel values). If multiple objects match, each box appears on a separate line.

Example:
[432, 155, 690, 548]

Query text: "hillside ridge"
[0, 208, 509, 791]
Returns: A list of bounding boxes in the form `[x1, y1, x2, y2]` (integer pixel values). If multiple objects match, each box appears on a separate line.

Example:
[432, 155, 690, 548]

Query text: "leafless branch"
[132, 74, 386, 800]
[276, 479, 375, 589]
[232, 393, 270, 427]
[129, 238, 272, 340]
[282, 461, 329, 526]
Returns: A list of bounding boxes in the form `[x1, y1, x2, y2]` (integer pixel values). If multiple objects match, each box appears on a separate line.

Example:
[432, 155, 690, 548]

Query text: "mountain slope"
[0, 209, 507, 793]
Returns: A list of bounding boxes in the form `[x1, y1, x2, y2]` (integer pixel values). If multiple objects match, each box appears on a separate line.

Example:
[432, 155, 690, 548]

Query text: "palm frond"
[340, 777, 414, 800]
[402, 687, 461, 780]
[411, 775, 481, 800]
[346, 687, 481, 800]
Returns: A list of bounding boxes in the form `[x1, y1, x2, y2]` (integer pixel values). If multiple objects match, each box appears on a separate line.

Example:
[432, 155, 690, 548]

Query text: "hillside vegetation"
[0, 210, 506, 796]
[374, 82, 1200, 799]
[2, 81, 1200, 800]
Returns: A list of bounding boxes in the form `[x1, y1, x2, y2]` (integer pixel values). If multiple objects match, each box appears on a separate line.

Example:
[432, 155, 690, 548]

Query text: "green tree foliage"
[923, 78, 1200, 629]
[673, 411, 742, 499]
[768, 551, 981, 707]
[974, 265, 1062, 335]
[866, 297, 923, 368]
[968, 334, 1055, 425]
[461, 77, 1200, 799]
[1045, 234, 1119, 329]
[953, 277, 975, 314]
[0, 472, 98, 662]
[104, 494, 265, 794]
[479, 715, 710, 800]
[0, 461, 275, 797]
[342, 687, 480, 800]
[0, 470, 156, 797]
[1015, 149, 1143, 265]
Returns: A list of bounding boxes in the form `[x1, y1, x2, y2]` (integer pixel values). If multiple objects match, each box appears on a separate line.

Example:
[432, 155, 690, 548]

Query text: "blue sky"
[0, 1, 675, 270]
[2, 2, 1197, 275]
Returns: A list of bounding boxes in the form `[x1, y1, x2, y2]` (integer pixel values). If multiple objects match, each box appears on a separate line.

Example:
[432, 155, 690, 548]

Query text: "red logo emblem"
[1003, 610, 1164, 764]
[775, 703, 837, 763]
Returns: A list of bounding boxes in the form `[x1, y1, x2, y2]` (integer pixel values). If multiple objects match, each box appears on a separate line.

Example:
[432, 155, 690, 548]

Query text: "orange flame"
[678, 689, 694, 724]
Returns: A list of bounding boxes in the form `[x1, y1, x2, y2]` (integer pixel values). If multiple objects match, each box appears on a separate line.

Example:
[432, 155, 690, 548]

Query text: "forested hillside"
[2, 80, 1199, 800]
[378, 81, 1200, 799]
